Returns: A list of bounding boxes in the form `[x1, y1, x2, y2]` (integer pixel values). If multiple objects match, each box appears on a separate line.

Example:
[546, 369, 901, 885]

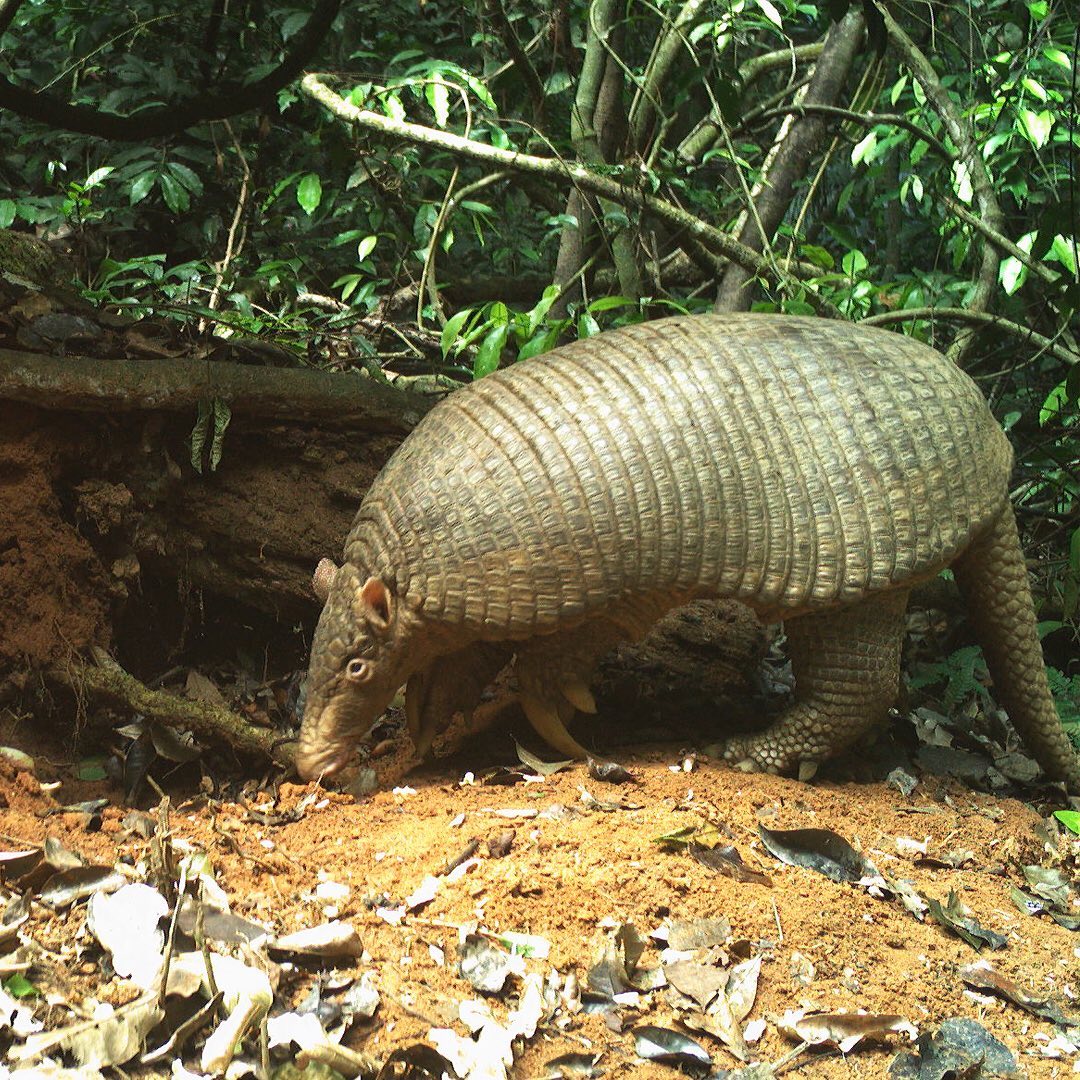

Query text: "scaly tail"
[952, 504, 1080, 792]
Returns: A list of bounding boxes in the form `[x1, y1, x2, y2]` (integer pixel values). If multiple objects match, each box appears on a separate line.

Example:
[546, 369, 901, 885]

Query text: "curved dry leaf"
[757, 826, 877, 883]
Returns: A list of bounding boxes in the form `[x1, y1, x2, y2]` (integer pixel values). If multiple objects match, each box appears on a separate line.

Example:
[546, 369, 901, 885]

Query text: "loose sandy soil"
[2, 711, 1079, 1078]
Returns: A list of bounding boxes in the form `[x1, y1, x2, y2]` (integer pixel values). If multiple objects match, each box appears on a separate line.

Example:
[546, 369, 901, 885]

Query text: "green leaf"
[356, 235, 378, 262]
[543, 71, 573, 95]
[1049, 234, 1077, 275]
[1016, 109, 1054, 149]
[1054, 810, 1080, 835]
[578, 312, 601, 338]
[441, 309, 473, 357]
[525, 284, 561, 335]
[951, 161, 973, 203]
[999, 230, 1035, 296]
[1040, 378, 1069, 426]
[129, 171, 155, 205]
[167, 161, 204, 195]
[0, 199, 14, 228]
[210, 399, 231, 472]
[841, 249, 868, 276]
[1043, 46, 1071, 70]
[190, 401, 210, 474]
[851, 130, 878, 166]
[836, 179, 855, 214]
[754, 0, 783, 26]
[473, 323, 509, 379]
[459, 71, 496, 111]
[3, 973, 37, 998]
[425, 78, 450, 127]
[84, 166, 114, 189]
[76, 756, 108, 781]
[383, 93, 407, 122]
[297, 173, 323, 215]
[518, 326, 559, 361]
[1021, 76, 1048, 102]
[800, 245, 834, 269]
[158, 172, 188, 213]
[586, 295, 636, 313]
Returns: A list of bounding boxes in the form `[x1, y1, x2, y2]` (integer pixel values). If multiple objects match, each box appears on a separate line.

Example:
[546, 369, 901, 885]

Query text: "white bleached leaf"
[86, 884, 168, 990]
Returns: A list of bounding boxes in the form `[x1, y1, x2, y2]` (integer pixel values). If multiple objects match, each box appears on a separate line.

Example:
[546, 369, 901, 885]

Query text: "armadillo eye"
[345, 658, 371, 683]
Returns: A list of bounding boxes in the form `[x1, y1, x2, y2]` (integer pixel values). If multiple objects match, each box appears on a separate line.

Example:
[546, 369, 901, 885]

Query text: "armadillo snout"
[295, 738, 352, 781]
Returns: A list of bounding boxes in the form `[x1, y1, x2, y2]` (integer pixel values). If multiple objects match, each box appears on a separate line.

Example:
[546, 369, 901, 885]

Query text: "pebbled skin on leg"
[720, 589, 909, 774]
[952, 506, 1080, 791]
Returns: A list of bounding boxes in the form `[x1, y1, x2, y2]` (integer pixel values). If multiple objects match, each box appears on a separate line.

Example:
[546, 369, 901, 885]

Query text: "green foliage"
[1048, 667, 1080, 734]
[440, 292, 697, 378]
[2, 973, 38, 998]
[0, 0, 1076, 647]
[911, 643, 1080, 743]
[908, 645, 992, 712]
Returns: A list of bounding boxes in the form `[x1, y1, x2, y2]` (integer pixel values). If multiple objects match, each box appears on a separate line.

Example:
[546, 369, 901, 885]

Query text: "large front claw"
[519, 691, 590, 759]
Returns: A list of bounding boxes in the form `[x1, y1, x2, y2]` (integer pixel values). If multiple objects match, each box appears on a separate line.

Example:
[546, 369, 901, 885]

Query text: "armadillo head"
[296, 562, 409, 781]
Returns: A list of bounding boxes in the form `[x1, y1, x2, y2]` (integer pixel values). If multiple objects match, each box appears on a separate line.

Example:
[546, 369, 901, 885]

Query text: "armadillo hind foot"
[716, 590, 908, 774]
[953, 506, 1080, 791]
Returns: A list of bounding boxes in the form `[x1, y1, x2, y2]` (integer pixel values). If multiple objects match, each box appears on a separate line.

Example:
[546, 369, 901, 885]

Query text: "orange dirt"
[2, 723, 1078, 1077]
[0, 404, 110, 672]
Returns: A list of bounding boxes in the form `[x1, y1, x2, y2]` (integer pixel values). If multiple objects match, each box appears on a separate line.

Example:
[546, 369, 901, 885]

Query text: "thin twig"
[861, 307, 1079, 366]
[205, 120, 251, 323]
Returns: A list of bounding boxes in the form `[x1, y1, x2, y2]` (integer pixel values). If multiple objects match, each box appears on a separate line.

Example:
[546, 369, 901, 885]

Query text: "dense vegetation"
[1, 0, 1077, 711]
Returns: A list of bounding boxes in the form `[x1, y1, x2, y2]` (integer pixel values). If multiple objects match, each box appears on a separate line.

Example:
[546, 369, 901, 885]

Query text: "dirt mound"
[0, 403, 110, 673]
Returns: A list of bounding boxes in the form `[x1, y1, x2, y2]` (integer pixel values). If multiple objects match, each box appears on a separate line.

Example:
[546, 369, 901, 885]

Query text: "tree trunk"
[713, 8, 865, 312]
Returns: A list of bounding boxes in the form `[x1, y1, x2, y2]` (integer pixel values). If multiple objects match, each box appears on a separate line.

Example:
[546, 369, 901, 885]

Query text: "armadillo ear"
[312, 558, 339, 602]
[360, 576, 392, 628]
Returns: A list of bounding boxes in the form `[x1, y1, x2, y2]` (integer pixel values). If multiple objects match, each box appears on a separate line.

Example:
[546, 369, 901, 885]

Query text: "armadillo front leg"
[514, 593, 678, 758]
[720, 590, 909, 775]
[406, 642, 514, 758]
[514, 620, 625, 759]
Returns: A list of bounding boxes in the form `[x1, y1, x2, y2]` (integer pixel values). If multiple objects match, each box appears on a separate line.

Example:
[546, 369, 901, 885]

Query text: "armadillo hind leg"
[951, 505, 1080, 792]
[719, 590, 909, 776]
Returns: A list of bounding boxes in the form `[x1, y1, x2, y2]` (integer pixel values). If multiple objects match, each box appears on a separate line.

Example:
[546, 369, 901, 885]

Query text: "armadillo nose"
[295, 742, 348, 783]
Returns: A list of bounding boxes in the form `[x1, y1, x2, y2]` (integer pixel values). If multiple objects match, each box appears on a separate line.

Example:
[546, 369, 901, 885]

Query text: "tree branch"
[0, 0, 341, 139]
[0, 348, 429, 432]
[628, 0, 709, 152]
[301, 73, 836, 313]
[877, 1, 1005, 360]
[714, 7, 865, 311]
[861, 308, 1079, 367]
[751, 103, 951, 162]
[942, 195, 1062, 287]
[484, 0, 546, 125]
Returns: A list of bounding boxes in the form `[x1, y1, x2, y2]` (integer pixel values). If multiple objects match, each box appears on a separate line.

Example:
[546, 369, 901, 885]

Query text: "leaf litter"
[2, 732, 1080, 1077]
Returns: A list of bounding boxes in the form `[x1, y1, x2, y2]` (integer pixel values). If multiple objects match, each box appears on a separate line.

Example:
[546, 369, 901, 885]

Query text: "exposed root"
[49, 649, 293, 769]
